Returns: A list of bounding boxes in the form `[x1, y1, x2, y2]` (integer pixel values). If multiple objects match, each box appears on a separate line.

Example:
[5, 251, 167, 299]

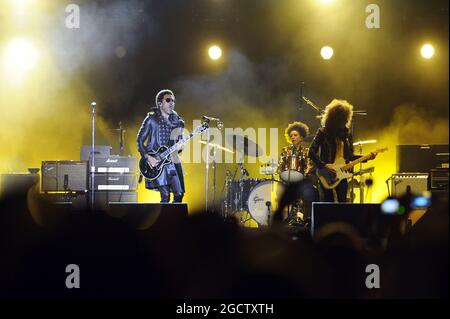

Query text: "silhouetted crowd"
[0, 183, 448, 299]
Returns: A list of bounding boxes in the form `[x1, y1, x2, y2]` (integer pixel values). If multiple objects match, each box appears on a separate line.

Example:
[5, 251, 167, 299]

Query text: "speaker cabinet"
[90, 173, 138, 191]
[430, 169, 449, 190]
[397, 144, 449, 173]
[42, 161, 88, 192]
[391, 173, 429, 197]
[90, 156, 138, 173]
[80, 145, 112, 161]
[311, 203, 389, 239]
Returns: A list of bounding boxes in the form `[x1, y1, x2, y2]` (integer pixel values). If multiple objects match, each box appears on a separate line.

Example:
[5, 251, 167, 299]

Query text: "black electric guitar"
[139, 122, 209, 181]
[317, 147, 388, 189]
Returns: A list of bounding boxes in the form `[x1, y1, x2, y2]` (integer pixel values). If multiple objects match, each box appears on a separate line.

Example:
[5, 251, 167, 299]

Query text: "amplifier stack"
[40, 146, 139, 210]
[86, 145, 139, 209]
[391, 144, 449, 196]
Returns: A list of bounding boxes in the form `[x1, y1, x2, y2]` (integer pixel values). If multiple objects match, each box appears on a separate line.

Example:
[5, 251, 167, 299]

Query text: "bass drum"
[248, 180, 286, 226]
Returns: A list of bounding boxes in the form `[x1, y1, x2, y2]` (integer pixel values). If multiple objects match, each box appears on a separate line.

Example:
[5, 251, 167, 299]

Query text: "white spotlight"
[208, 45, 222, 60]
[3, 38, 39, 83]
[421, 44, 435, 59]
[321, 46, 334, 60]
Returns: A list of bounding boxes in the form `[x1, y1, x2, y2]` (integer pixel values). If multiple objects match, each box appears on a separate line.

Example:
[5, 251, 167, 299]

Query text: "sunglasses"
[164, 97, 175, 103]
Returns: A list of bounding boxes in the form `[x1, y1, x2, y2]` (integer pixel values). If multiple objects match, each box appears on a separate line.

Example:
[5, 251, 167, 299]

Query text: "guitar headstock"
[195, 122, 209, 134]
[375, 147, 388, 153]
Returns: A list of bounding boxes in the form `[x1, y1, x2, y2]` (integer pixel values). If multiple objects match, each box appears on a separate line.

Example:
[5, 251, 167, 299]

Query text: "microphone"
[91, 101, 96, 108]
[238, 163, 249, 177]
[299, 82, 304, 110]
[202, 115, 221, 122]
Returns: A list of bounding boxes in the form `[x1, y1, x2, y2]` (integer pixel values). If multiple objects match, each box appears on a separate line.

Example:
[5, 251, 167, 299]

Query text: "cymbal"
[353, 139, 377, 146]
[225, 134, 263, 157]
[199, 141, 234, 154]
[259, 162, 278, 175]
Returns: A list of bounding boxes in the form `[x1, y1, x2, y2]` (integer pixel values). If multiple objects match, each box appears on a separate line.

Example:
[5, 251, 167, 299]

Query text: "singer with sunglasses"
[137, 89, 185, 203]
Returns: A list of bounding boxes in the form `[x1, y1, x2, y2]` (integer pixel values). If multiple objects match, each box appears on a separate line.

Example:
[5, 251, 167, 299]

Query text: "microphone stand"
[211, 144, 218, 213]
[358, 143, 364, 203]
[90, 101, 96, 210]
[350, 111, 367, 203]
[204, 117, 223, 213]
[205, 127, 210, 212]
[302, 96, 325, 116]
[116, 121, 126, 156]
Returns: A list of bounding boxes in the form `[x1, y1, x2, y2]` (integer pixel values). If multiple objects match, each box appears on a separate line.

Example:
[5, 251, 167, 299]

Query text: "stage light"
[8, 0, 33, 12]
[208, 45, 222, 60]
[320, 46, 334, 60]
[3, 38, 39, 83]
[421, 44, 435, 59]
[9, 0, 32, 7]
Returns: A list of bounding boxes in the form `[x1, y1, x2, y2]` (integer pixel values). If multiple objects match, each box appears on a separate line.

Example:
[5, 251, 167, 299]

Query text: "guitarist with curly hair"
[308, 99, 377, 202]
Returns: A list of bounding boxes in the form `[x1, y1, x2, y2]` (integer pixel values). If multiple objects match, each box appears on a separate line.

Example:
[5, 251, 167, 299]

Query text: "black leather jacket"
[136, 109, 185, 189]
[308, 127, 361, 169]
[137, 110, 184, 156]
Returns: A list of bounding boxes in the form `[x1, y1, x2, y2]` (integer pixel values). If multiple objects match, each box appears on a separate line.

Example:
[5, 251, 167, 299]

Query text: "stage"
[0, 0, 448, 303]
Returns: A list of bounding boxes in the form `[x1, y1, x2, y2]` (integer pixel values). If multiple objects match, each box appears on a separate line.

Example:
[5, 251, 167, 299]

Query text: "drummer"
[279, 121, 317, 227]
[281, 121, 310, 160]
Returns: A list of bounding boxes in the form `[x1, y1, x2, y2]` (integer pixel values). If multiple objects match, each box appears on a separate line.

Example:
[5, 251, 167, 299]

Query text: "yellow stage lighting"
[3, 38, 39, 83]
[8, 0, 33, 10]
[318, 0, 336, 5]
[420, 44, 435, 59]
[321, 46, 334, 60]
[208, 45, 222, 60]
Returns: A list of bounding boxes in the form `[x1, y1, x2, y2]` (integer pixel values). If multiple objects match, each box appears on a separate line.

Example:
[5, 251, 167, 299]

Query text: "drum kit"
[220, 132, 378, 226]
[217, 96, 378, 225]
[221, 134, 314, 227]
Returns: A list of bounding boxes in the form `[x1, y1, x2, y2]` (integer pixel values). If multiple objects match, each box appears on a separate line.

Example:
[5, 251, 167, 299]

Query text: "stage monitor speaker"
[391, 173, 429, 197]
[311, 203, 389, 239]
[0, 173, 39, 198]
[41, 161, 88, 192]
[396, 144, 449, 173]
[107, 203, 188, 230]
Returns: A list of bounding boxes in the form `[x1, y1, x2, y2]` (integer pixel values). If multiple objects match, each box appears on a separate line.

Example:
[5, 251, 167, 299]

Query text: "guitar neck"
[341, 148, 386, 171]
[160, 129, 203, 158]
[342, 155, 371, 171]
